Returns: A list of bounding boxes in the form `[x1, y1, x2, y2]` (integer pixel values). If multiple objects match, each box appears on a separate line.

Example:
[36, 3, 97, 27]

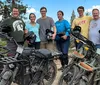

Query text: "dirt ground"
[52, 59, 62, 85]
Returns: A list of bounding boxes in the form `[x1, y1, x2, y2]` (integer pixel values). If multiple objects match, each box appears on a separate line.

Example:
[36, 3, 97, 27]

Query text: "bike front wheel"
[42, 61, 57, 85]
[58, 65, 79, 85]
[0, 70, 13, 85]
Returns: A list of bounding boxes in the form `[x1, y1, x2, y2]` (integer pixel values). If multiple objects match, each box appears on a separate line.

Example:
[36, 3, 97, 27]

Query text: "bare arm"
[52, 26, 56, 39]
[24, 29, 28, 34]
[71, 19, 76, 29]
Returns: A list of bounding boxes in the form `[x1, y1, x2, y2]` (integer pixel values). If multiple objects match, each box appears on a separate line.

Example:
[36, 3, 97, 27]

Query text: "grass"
[0, 38, 7, 57]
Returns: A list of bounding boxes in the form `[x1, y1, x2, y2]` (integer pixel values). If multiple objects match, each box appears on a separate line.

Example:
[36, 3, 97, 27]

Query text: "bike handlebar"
[71, 31, 96, 51]
[0, 57, 29, 65]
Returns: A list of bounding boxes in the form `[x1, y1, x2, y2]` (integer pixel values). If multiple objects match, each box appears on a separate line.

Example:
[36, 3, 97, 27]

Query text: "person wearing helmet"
[25, 13, 40, 49]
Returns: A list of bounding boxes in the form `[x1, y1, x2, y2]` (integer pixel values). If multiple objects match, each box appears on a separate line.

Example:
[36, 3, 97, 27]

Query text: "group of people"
[0, 6, 100, 70]
[72, 6, 100, 49]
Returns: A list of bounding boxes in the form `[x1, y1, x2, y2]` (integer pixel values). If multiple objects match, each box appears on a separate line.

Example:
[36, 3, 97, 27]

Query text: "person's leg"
[77, 42, 83, 50]
[35, 42, 40, 49]
[56, 40, 64, 67]
[61, 38, 70, 66]
[40, 42, 46, 49]
[46, 41, 56, 51]
[75, 39, 83, 50]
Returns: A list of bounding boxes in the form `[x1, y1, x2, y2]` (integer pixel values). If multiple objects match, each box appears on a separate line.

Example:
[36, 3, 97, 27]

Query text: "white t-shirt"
[89, 18, 100, 45]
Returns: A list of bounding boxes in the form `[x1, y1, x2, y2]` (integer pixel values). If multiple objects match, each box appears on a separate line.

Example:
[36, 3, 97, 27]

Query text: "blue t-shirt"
[55, 19, 70, 40]
[25, 23, 40, 42]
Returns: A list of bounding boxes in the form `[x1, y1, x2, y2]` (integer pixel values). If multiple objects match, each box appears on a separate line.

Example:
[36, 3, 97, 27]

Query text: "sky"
[1, 0, 100, 22]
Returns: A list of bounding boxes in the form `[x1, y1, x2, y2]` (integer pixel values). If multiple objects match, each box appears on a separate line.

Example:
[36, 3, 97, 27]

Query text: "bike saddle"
[33, 49, 53, 59]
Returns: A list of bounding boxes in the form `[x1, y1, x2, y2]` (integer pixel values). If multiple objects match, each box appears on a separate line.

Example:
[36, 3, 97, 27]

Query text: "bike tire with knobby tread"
[58, 65, 79, 85]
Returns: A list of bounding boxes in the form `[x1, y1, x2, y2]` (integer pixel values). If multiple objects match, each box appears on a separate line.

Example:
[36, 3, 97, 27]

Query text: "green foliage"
[0, 0, 28, 19]
[0, 39, 7, 46]
[70, 10, 76, 25]
[0, 39, 7, 57]
[85, 12, 90, 16]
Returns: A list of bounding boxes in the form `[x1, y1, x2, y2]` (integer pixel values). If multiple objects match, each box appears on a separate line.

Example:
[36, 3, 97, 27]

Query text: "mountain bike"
[0, 32, 62, 85]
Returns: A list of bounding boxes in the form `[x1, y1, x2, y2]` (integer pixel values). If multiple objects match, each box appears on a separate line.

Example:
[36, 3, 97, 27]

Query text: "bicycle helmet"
[46, 29, 54, 41]
[73, 26, 81, 33]
[25, 31, 36, 45]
